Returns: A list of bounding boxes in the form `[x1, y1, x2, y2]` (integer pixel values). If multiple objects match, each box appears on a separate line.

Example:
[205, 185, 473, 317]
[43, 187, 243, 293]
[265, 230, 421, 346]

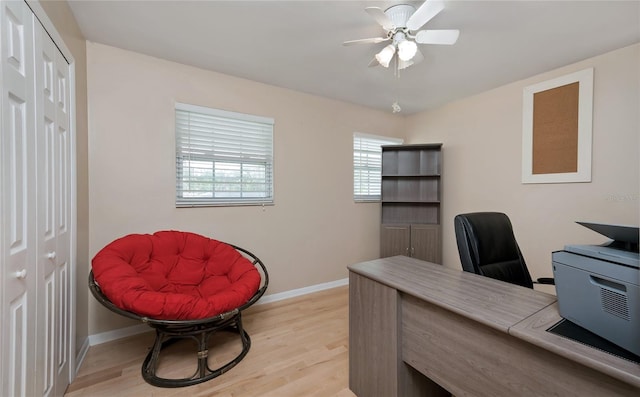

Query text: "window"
[353, 132, 403, 202]
[176, 103, 274, 206]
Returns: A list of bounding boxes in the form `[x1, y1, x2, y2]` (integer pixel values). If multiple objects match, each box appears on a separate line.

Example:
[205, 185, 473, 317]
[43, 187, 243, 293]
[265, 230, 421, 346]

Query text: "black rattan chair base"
[141, 312, 251, 388]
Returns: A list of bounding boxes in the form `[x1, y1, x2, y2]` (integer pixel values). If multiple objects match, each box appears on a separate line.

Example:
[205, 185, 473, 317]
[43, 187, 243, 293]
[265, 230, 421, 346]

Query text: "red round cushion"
[91, 231, 261, 320]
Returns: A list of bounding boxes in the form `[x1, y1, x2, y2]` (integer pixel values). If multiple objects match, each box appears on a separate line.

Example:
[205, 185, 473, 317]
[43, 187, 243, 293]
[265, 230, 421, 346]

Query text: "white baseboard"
[88, 323, 150, 346]
[86, 277, 349, 347]
[74, 337, 90, 378]
[257, 277, 348, 305]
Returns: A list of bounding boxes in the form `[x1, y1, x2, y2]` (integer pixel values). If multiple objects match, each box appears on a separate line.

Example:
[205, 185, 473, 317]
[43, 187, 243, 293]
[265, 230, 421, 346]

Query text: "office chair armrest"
[535, 277, 555, 285]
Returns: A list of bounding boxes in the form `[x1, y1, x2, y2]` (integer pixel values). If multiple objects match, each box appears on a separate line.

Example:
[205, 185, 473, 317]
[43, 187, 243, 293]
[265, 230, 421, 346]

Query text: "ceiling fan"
[344, 1, 459, 70]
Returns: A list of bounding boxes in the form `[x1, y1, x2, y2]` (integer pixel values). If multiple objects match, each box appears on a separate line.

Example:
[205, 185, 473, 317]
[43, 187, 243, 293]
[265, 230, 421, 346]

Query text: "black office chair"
[454, 212, 554, 289]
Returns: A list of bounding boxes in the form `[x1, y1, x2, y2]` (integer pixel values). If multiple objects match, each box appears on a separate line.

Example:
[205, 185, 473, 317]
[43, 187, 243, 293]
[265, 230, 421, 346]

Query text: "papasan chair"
[89, 230, 268, 387]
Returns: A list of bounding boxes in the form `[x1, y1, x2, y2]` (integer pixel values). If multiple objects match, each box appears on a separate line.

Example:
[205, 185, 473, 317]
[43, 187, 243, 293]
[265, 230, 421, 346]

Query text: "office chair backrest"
[454, 212, 534, 289]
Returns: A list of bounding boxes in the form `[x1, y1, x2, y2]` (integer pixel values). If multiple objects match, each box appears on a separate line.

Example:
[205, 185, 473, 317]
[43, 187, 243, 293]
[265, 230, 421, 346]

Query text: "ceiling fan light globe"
[398, 40, 418, 61]
[398, 58, 414, 70]
[375, 44, 396, 68]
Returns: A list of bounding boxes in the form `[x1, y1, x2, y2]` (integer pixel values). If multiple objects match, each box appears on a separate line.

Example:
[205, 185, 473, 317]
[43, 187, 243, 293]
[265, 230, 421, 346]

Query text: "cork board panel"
[531, 82, 579, 174]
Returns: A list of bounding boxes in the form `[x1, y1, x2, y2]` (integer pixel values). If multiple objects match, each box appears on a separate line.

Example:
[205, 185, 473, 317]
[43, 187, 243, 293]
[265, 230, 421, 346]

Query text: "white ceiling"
[67, 0, 640, 114]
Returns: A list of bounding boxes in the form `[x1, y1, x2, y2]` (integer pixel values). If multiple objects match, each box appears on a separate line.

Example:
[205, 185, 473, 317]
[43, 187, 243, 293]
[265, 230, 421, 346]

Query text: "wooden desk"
[348, 256, 640, 397]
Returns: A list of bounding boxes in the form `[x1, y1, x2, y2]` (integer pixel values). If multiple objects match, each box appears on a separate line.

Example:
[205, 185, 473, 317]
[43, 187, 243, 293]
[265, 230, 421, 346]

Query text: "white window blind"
[176, 103, 274, 206]
[353, 132, 403, 202]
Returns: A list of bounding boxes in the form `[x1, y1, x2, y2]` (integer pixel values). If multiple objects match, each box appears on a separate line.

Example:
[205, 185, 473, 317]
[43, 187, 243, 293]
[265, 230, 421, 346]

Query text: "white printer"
[552, 222, 639, 356]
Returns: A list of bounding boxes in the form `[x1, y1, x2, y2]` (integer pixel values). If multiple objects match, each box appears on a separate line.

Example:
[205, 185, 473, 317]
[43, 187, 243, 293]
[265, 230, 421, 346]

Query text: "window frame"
[353, 132, 403, 202]
[175, 102, 274, 207]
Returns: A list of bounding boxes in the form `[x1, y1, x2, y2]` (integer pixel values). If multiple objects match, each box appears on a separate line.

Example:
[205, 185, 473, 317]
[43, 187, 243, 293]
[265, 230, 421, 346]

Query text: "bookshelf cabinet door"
[411, 225, 441, 264]
[381, 225, 410, 258]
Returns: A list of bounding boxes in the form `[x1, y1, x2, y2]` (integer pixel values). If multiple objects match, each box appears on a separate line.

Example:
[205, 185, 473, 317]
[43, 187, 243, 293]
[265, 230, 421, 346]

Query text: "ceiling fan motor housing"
[385, 4, 416, 29]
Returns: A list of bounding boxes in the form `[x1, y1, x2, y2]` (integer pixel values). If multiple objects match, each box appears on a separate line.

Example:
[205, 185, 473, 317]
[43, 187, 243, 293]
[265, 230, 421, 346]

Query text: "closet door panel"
[54, 44, 71, 395]
[1, 3, 36, 397]
[34, 14, 56, 396]
[34, 14, 71, 396]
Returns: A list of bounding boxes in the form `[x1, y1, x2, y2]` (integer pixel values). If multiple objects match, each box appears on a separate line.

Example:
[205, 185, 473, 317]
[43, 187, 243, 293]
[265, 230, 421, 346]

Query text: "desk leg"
[349, 272, 449, 397]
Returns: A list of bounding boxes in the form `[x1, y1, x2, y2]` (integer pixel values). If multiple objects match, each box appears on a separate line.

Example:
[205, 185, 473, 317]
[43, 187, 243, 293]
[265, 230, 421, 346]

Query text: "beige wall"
[37, 0, 90, 356]
[84, 34, 638, 334]
[86, 42, 404, 334]
[405, 43, 640, 289]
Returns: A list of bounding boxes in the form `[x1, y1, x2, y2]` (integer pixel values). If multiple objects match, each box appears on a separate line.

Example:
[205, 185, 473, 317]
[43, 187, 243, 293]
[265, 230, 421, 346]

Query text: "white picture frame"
[522, 68, 593, 184]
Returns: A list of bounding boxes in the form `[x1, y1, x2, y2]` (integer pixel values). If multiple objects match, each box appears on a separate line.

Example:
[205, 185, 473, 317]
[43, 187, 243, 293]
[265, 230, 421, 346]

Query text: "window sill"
[176, 201, 274, 208]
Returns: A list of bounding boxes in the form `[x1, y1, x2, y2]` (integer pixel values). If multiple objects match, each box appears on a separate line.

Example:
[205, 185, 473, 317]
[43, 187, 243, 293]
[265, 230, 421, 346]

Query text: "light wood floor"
[65, 286, 355, 397]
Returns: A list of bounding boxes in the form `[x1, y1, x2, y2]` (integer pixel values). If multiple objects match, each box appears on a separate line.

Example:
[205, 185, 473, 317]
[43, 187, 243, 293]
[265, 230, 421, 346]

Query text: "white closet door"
[1, 1, 72, 396]
[0, 1, 37, 397]
[53, 28, 72, 397]
[34, 11, 71, 396]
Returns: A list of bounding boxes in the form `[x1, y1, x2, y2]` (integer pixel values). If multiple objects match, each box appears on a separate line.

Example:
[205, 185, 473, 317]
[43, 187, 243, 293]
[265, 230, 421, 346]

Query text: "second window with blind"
[353, 132, 403, 202]
[175, 103, 274, 207]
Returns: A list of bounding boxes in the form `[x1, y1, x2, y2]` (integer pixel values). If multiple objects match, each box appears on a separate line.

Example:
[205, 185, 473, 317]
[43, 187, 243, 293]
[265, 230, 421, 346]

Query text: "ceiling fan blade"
[415, 29, 460, 45]
[365, 7, 394, 30]
[406, 0, 445, 31]
[343, 37, 389, 46]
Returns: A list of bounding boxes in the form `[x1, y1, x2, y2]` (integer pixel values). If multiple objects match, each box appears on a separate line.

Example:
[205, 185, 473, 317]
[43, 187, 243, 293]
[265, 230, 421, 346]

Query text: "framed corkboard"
[522, 68, 593, 183]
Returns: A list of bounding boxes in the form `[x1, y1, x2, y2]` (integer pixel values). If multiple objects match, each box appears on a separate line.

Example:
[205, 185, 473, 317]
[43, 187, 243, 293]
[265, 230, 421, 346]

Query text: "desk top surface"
[348, 256, 640, 387]
[348, 255, 556, 332]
